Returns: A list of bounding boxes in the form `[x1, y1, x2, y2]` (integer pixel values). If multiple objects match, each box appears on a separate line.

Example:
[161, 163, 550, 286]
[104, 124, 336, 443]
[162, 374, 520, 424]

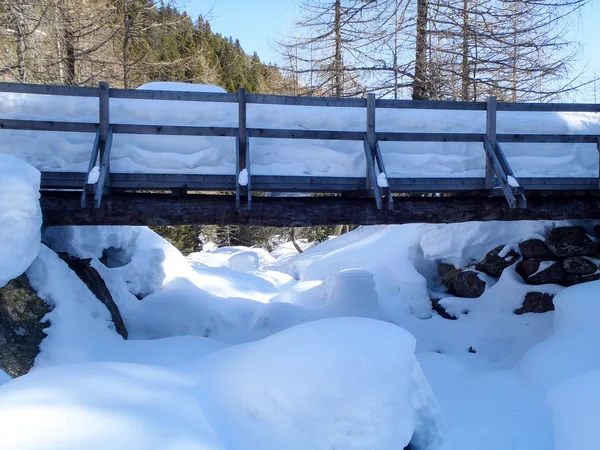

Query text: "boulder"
[475, 245, 520, 277]
[518, 239, 554, 260]
[546, 227, 596, 258]
[516, 259, 544, 278]
[0, 274, 52, 377]
[562, 257, 598, 275]
[560, 272, 600, 287]
[526, 261, 566, 285]
[514, 292, 555, 315]
[438, 264, 486, 298]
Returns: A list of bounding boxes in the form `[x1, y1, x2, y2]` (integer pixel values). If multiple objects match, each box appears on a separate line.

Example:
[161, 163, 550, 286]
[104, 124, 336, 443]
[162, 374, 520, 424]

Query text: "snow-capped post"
[485, 96, 497, 190]
[236, 87, 249, 210]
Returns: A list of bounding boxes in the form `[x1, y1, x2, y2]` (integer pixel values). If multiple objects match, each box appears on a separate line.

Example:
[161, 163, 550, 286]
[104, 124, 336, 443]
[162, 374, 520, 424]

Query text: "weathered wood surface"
[41, 192, 600, 227]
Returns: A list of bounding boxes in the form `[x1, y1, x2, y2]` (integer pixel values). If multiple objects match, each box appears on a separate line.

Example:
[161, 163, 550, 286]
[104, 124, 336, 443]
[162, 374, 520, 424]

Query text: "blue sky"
[181, 0, 600, 100]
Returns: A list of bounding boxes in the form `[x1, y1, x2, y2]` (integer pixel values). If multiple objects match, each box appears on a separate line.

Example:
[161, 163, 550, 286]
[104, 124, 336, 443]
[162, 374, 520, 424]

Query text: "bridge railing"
[0, 81, 599, 210]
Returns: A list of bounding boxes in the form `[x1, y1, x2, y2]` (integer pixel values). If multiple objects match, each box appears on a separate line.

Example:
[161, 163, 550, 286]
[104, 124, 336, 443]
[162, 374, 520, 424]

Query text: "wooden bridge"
[1, 81, 600, 226]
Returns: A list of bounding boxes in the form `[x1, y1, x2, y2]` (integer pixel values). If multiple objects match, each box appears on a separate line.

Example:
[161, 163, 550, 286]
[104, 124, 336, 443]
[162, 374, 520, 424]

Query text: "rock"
[0, 274, 52, 377]
[59, 254, 128, 339]
[560, 272, 600, 287]
[514, 292, 555, 314]
[594, 224, 600, 238]
[475, 245, 520, 277]
[438, 264, 486, 298]
[546, 226, 597, 258]
[516, 259, 543, 278]
[430, 297, 457, 320]
[563, 257, 598, 275]
[526, 261, 566, 285]
[519, 239, 554, 260]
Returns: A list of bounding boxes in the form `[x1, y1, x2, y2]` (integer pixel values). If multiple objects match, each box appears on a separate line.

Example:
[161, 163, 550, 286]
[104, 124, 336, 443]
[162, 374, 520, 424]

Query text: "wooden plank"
[94, 128, 113, 208]
[483, 136, 519, 208]
[112, 124, 238, 137]
[81, 130, 101, 207]
[247, 94, 366, 108]
[110, 89, 237, 103]
[377, 132, 484, 142]
[597, 138, 600, 190]
[0, 119, 97, 133]
[485, 96, 497, 190]
[375, 142, 394, 209]
[376, 99, 487, 110]
[388, 177, 486, 191]
[0, 81, 99, 97]
[364, 137, 383, 209]
[248, 128, 364, 141]
[498, 102, 600, 113]
[98, 81, 110, 144]
[40, 191, 600, 227]
[237, 88, 248, 209]
[497, 134, 599, 144]
[366, 93, 376, 192]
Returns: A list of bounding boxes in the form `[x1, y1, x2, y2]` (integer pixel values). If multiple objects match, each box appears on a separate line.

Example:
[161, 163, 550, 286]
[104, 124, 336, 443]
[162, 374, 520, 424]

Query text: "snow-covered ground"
[2, 214, 600, 448]
[0, 83, 599, 179]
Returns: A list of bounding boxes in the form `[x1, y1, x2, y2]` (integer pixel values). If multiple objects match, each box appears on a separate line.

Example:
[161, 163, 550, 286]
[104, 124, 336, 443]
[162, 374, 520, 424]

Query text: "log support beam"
[41, 191, 600, 227]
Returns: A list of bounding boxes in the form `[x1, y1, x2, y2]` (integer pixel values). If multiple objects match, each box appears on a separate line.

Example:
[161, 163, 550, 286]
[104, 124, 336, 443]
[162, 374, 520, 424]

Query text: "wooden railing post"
[366, 93, 376, 191]
[236, 87, 248, 209]
[485, 95, 497, 189]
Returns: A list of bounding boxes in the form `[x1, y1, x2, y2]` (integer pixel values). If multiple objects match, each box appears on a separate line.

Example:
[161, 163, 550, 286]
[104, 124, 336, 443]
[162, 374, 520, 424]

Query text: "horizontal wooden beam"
[0, 82, 99, 97]
[376, 99, 487, 110]
[110, 89, 238, 103]
[498, 102, 600, 113]
[247, 94, 366, 108]
[40, 192, 600, 227]
[40, 172, 600, 193]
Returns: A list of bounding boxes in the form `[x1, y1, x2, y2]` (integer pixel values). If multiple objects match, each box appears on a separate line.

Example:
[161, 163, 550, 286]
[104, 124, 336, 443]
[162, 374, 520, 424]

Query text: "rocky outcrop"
[475, 245, 520, 277]
[436, 224, 600, 318]
[59, 254, 128, 339]
[514, 292, 555, 315]
[438, 263, 486, 298]
[546, 226, 596, 258]
[0, 274, 52, 377]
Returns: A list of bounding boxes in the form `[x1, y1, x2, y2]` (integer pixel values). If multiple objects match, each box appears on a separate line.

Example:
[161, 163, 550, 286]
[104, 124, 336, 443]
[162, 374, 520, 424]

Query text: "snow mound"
[228, 251, 259, 272]
[0, 362, 225, 450]
[548, 370, 600, 450]
[0, 154, 42, 287]
[518, 280, 600, 390]
[137, 81, 227, 93]
[195, 317, 446, 450]
[0, 318, 445, 450]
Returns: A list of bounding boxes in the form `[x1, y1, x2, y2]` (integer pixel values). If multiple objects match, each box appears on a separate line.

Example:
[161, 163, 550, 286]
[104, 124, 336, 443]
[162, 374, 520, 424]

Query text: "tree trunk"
[413, 0, 428, 100]
[123, 0, 131, 88]
[461, 0, 470, 101]
[333, 0, 343, 97]
[291, 227, 304, 253]
[15, 14, 25, 81]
